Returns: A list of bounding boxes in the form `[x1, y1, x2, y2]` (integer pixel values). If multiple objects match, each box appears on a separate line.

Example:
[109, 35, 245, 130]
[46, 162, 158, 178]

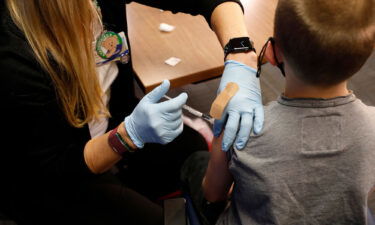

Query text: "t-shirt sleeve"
[127, 0, 243, 24]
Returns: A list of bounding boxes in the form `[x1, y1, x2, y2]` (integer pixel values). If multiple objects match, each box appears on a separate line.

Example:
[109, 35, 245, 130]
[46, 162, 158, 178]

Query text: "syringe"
[163, 95, 214, 125]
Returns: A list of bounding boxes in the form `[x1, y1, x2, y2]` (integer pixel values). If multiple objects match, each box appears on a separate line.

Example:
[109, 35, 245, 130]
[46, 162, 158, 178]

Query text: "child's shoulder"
[368, 105, 375, 114]
[353, 98, 375, 116]
[263, 100, 279, 110]
[349, 99, 375, 135]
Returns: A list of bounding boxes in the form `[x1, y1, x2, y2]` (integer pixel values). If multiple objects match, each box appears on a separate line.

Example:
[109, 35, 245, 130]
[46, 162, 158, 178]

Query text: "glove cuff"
[124, 116, 144, 148]
[224, 60, 258, 74]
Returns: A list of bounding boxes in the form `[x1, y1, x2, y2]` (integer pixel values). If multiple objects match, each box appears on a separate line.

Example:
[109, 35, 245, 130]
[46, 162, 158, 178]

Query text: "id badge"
[96, 31, 130, 66]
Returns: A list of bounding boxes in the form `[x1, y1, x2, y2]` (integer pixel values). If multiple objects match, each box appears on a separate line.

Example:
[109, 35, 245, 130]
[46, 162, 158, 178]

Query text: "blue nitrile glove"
[214, 60, 264, 151]
[125, 80, 188, 148]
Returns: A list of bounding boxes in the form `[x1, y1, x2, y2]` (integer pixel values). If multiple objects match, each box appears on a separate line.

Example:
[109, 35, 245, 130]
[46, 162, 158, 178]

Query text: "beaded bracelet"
[108, 126, 135, 155]
[115, 131, 136, 153]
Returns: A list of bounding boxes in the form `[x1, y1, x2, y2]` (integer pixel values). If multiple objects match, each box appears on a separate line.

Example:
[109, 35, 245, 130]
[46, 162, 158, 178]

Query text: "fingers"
[161, 109, 182, 121]
[175, 122, 184, 140]
[166, 115, 183, 130]
[161, 121, 184, 145]
[234, 112, 253, 150]
[253, 106, 264, 135]
[144, 80, 170, 103]
[157, 92, 188, 112]
[222, 112, 240, 151]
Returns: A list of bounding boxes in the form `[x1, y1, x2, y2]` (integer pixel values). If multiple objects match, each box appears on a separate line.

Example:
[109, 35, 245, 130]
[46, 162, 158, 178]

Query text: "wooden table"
[127, 0, 277, 92]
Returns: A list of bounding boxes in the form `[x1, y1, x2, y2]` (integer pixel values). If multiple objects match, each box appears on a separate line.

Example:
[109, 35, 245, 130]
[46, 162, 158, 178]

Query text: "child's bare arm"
[202, 133, 234, 202]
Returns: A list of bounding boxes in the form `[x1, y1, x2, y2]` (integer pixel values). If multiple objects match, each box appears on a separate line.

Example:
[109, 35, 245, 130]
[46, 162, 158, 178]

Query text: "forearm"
[84, 122, 137, 174]
[211, 2, 247, 47]
[211, 2, 257, 68]
[130, 0, 242, 23]
[203, 134, 233, 202]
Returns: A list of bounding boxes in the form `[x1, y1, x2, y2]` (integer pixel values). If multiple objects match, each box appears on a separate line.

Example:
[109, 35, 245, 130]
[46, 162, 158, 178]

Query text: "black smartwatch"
[224, 37, 256, 61]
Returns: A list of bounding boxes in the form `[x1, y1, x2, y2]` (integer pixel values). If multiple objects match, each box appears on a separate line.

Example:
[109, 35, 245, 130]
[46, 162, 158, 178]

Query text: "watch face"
[232, 38, 251, 51]
[224, 37, 256, 60]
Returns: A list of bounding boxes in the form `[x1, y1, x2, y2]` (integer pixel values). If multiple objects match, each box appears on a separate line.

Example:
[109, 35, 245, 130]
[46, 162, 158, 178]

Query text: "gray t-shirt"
[217, 94, 375, 225]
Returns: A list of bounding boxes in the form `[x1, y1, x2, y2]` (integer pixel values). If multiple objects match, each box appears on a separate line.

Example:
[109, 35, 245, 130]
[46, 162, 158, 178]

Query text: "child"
[182, 0, 375, 224]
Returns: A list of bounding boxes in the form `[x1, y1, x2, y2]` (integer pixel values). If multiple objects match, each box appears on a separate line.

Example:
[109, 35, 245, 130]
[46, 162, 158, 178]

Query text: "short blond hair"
[275, 0, 375, 85]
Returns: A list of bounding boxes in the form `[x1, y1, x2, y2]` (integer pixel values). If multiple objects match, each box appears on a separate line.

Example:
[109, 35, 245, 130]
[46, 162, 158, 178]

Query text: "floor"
[1, 54, 374, 224]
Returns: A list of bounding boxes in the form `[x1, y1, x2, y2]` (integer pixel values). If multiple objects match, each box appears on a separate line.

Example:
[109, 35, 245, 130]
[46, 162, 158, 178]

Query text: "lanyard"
[95, 31, 130, 66]
[93, 1, 130, 66]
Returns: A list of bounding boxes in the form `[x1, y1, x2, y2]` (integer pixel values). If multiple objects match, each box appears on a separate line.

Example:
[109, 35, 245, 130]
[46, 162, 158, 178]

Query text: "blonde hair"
[6, 0, 108, 127]
[275, 0, 375, 85]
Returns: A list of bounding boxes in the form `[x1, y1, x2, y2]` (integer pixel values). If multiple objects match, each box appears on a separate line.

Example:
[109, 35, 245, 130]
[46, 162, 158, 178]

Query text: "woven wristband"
[108, 126, 134, 155]
[115, 131, 136, 153]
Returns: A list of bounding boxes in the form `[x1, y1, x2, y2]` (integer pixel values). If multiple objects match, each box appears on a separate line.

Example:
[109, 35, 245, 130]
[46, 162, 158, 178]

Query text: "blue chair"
[163, 195, 202, 225]
[184, 194, 202, 225]
[368, 207, 375, 225]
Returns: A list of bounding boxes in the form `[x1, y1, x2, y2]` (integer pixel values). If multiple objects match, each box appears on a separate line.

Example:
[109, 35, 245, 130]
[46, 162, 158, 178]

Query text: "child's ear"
[264, 42, 283, 66]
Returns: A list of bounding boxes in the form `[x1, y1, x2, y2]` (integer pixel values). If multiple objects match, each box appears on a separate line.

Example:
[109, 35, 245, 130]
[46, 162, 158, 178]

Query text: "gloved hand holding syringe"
[163, 95, 214, 125]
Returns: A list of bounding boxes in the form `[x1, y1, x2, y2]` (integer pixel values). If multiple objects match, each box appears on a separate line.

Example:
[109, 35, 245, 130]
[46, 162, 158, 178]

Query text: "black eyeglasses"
[256, 37, 285, 77]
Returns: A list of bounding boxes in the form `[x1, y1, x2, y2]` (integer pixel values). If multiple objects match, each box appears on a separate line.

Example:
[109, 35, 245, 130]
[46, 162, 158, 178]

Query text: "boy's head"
[266, 0, 375, 86]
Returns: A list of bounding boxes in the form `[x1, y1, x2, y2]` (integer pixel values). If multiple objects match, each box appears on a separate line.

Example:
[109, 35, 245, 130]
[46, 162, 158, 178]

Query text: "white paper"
[159, 23, 175, 32]
[165, 57, 181, 66]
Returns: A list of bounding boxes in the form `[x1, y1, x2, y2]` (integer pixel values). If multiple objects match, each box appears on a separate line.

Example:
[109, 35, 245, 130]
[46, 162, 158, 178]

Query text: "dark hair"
[274, 0, 375, 86]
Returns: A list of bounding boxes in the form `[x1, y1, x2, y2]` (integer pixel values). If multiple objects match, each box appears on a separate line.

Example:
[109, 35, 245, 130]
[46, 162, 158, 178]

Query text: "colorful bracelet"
[108, 126, 135, 155]
[115, 131, 135, 153]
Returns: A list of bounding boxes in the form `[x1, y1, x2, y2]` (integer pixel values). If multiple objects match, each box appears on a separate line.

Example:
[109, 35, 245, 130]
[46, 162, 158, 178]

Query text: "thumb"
[144, 80, 170, 103]
[157, 92, 188, 112]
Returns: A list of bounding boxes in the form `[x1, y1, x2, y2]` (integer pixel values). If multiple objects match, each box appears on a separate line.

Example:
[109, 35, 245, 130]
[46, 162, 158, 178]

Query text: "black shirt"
[0, 0, 241, 210]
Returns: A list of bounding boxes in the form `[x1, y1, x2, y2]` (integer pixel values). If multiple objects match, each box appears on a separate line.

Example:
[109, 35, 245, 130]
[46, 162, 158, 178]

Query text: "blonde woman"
[0, 0, 262, 224]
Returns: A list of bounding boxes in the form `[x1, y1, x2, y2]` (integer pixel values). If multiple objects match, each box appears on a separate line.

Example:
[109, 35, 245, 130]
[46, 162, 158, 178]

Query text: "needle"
[163, 95, 214, 125]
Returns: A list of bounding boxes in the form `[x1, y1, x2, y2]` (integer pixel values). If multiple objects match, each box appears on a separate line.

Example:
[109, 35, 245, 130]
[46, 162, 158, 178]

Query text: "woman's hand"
[124, 80, 188, 148]
[214, 60, 264, 151]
